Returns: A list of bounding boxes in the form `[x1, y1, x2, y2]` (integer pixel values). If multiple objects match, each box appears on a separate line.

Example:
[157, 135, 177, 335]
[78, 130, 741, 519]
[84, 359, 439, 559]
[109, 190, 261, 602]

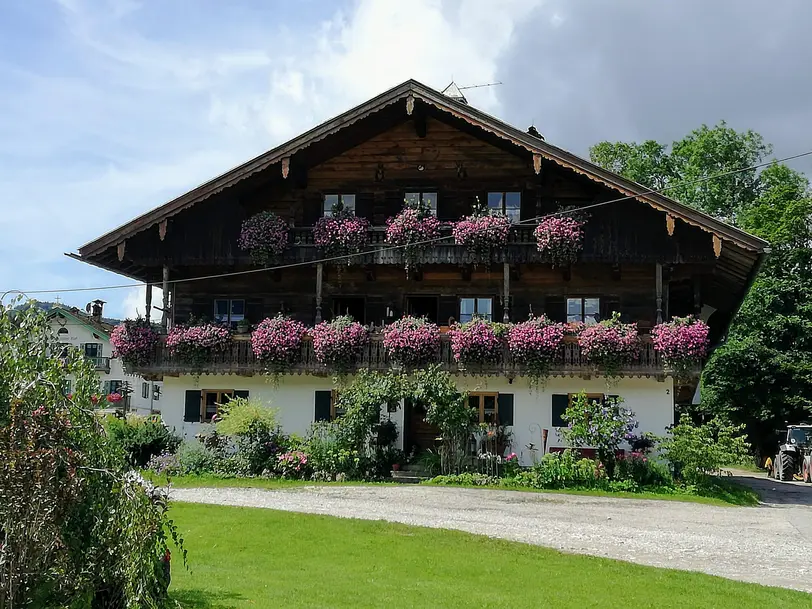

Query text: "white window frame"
[567, 297, 601, 325]
[459, 297, 493, 323]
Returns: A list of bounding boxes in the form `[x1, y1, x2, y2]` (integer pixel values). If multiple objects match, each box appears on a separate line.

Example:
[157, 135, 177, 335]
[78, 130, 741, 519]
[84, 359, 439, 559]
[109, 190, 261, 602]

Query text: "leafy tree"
[0, 300, 183, 608]
[589, 140, 675, 191]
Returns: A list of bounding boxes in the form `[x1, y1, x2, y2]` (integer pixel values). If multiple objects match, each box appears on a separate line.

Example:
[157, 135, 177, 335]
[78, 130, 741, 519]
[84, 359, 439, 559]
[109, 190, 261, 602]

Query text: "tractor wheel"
[778, 452, 796, 482]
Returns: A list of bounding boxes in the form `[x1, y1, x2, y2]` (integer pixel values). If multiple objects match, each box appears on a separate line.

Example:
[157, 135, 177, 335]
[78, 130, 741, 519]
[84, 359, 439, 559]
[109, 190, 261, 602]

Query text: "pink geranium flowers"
[314, 208, 369, 263]
[383, 316, 441, 367]
[652, 316, 709, 377]
[110, 319, 159, 367]
[508, 316, 565, 384]
[452, 209, 511, 260]
[166, 323, 231, 368]
[534, 216, 584, 267]
[578, 313, 639, 377]
[238, 211, 289, 265]
[251, 315, 308, 368]
[449, 319, 506, 366]
[311, 315, 369, 371]
[385, 204, 441, 270]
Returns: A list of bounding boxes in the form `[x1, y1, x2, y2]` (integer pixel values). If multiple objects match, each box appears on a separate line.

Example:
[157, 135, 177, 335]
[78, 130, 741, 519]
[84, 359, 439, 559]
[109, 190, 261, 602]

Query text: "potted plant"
[452, 199, 511, 261]
[251, 315, 308, 370]
[652, 315, 710, 379]
[385, 198, 441, 271]
[449, 318, 507, 366]
[238, 210, 289, 266]
[508, 315, 565, 388]
[313, 200, 369, 264]
[110, 318, 160, 368]
[577, 312, 639, 378]
[534, 215, 584, 267]
[166, 322, 232, 370]
[311, 315, 369, 373]
[236, 318, 251, 335]
[382, 316, 441, 368]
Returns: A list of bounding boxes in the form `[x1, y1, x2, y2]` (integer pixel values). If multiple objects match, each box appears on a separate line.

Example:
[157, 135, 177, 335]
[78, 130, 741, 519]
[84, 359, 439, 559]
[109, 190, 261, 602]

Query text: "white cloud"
[0, 0, 544, 313]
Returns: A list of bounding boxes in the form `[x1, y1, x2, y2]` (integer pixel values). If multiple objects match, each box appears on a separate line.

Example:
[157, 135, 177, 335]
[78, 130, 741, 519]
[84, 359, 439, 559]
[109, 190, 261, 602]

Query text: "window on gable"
[142, 382, 150, 399]
[487, 191, 521, 223]
[567, 297, 600, 325]
[58, 327, 69, 335]
[323, 194, 356, 217]
[459, 297, 493, 323]
[84, 343, 102, 358]
[214, 299, 245, 328]
[405, 192, 438, 216]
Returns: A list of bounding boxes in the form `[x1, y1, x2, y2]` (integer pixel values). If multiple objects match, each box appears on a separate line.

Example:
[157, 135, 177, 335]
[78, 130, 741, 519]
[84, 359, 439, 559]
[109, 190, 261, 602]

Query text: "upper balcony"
[130, 333, 683, 381]
[86, 355, 111, 373]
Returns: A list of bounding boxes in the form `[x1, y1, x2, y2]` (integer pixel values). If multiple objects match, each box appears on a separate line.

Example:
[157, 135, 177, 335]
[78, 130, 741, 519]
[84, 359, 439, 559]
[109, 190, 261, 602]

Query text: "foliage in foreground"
[0, 301, 182, 608]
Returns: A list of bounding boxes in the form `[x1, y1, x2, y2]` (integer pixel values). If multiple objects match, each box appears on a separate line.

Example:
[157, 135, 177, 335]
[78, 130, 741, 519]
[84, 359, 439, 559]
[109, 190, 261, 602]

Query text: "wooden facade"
[73, 80, 769, 379]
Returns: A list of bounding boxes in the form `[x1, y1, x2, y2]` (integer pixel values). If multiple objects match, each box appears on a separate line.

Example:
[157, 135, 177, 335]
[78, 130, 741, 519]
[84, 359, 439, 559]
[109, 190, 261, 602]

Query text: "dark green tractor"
[770, 425, 812, 482]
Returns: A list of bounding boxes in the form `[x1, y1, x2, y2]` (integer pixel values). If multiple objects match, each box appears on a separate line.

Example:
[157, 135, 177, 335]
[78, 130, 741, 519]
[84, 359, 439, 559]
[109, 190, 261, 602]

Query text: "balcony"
[130, 334, 679, 380]
[86, 356, 111, 373]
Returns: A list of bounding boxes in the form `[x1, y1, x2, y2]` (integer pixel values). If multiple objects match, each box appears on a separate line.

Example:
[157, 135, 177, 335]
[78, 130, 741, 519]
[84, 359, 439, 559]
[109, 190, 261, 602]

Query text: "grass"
[167, 502, 805, 609]
[151, 473, 760, 506]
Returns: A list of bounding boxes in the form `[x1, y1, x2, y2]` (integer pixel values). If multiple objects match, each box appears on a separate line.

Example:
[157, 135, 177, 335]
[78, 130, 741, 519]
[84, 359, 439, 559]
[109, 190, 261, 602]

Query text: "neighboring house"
[48, 302, 162, 415]
[71, 80, 768, 463]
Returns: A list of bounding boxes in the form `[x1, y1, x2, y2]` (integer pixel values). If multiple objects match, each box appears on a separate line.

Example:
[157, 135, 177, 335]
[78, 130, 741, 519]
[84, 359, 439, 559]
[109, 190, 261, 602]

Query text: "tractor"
[769, 425, 812, 482]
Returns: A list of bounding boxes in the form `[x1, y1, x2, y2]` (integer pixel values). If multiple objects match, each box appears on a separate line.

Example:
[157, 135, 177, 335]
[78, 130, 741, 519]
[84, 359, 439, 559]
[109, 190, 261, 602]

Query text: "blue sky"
[1, 0, 811, 319]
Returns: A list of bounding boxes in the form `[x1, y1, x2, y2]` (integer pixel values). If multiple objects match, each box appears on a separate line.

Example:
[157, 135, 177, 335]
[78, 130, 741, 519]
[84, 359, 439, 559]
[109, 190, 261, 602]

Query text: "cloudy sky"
[1, 0, 810, 319]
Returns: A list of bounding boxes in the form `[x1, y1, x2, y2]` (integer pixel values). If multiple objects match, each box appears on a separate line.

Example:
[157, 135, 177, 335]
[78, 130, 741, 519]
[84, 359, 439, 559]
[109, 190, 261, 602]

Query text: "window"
[487, 191, 521, 223]
[469, 392, 499, 424]
[315, 390, 344, 422]
[214, 299, 245, 328]
[84, 343, 102, 358]
[331, 297, 365, 323]
[567, 297, 600, 325]
[58, 327, 69, 335]
[459, 297, 493, 323]
[153, 385, 161, 401]
[552, 393, 606, 427]
[142, 382, 150, 399]
[202, 390, 234, 423]
[405, 192, 438, 216]
[103, 380, 123, 395]
[323, 194, 356, 217]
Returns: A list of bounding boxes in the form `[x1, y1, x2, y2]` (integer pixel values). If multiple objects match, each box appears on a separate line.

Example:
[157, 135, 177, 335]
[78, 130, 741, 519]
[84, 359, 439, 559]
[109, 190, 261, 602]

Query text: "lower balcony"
[131, 334, 679, 380]
[86, 356, 111, 373]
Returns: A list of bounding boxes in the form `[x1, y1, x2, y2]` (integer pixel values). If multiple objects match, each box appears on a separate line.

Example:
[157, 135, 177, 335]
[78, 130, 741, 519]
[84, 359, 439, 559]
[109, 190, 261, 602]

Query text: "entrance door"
[405, 295, 439, 323]
[404, 398, 440, 455]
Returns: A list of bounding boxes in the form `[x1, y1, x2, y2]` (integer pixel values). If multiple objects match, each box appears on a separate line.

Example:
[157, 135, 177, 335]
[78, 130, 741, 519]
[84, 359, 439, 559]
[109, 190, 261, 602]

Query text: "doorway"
[403, 398, 440, 455]
[405, 295, 439, 323]
[331, 297, 365, 323]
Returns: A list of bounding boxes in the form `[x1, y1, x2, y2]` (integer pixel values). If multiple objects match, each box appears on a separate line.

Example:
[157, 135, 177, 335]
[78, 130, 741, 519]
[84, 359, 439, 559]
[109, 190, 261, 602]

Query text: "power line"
[11, 148, 812, 298]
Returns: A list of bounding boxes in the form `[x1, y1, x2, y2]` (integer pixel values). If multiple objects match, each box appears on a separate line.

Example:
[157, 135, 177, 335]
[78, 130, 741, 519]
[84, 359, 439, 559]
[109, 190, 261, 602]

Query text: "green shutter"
[183, 390, 201, 423]
[314, 391, 332, 422]
[498, 394, 514, 426]
[551, 394, 569, 427]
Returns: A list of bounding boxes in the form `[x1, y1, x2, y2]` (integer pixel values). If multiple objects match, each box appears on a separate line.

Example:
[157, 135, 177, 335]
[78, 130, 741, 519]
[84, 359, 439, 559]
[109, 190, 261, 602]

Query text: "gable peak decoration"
[441, 81, 467, 105]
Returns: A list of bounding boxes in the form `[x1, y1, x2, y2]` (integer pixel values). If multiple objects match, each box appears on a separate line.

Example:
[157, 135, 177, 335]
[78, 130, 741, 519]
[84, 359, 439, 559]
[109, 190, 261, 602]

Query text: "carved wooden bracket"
[666, 214, 675, 237]
[158, 219, 168, 241]
[375, 163, 385, 182]
[281, 157, 290, 179]
[406, 95, 415, 116]
[533, 153, 542, 175]
[117, 241, 126, 262]
[713, 235, 722, 258]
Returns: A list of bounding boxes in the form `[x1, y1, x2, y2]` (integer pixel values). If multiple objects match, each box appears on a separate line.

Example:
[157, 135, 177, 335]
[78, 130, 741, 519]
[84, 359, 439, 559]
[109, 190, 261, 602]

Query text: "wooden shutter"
[551, 394, 568, 427]
[545, 296, 566, 323]
[498, 394, 514, 426]
[314, 390, 332, 422]
[234, 390, 250, 400]
[183, 390, 201, 423]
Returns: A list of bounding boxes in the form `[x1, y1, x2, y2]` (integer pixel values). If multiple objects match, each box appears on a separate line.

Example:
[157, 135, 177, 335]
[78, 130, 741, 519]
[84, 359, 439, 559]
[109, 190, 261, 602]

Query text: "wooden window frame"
[487, 191, 521, 223]
[459, 296, 494, 323]
[568, 393, 605, 408]
[329, 389, 345, 420]
[566, 296, 601, 325]
[404, 294, 439, 322]
[404, 191, 438, 216]
[323, 193, 356, 217]
[213, 299, 245, 327]
[469, 391, 499, 424]
[201, 389, 235, 423]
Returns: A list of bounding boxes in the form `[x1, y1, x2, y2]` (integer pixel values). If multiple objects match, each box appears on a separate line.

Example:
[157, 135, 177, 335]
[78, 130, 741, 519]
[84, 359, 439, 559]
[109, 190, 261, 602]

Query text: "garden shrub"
[176, 440, 221, 475]
[614, 452, 672, 487]
[215, 397, 287, 476]
[104, 414, 182, 468]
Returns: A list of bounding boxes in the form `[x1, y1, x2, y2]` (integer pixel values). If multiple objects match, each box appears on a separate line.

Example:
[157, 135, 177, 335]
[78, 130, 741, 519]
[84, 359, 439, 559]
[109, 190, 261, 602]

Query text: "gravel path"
[171, 482, 812, 593]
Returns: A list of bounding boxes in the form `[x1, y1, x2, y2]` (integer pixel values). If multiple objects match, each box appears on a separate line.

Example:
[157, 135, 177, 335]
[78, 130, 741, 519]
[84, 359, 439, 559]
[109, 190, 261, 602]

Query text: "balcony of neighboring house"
[82, 343, 111, 373]
[128, 331, 676, 380]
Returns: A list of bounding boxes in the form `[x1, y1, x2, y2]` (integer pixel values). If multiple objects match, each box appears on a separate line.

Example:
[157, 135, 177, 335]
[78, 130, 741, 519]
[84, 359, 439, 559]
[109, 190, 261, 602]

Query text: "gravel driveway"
[171, 479, 812, 593]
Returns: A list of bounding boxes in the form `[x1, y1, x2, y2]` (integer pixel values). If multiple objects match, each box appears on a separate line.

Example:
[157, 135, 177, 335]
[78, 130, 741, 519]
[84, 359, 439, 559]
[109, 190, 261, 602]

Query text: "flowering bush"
[385, 200, 441, 270]
[449, 319, 507, 366]
[652, 316, 710, 378]
[110, 319, 159, 367]
[166, 323, 231, 368]
[251, 315, 308, 369]
[559, 392, 638, 478]
[508, 315, 565, 386]
[383, 316, 441, 367]
[534, 216, 584, 267]
[277, 450, 309, 478]
[311, 315, 369, 372]
[238, 211, 289, 265]
[578, 312, 639, 377]
[106, 392, 122, 404]
[452, 210, 511, 259]
[314, 205, 369, 264]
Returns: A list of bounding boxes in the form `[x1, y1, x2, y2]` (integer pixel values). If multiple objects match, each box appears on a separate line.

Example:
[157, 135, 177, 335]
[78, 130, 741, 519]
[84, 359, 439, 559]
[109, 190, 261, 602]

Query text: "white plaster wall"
[159, 373, 671, 463]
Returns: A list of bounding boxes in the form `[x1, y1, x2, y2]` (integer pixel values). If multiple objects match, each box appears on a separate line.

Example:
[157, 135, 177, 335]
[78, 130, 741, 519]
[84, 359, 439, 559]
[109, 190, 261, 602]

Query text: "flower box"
[452, 213, 511, 259]
[311, 316, 369, 371]
[577, 313, 639, 376]
[383, 316, 441, 367]
[314, 211, 369, 263]
[166, 323, 231, 368]
[534, 216, 584, 267]
[110, 319, 159, 367]
[508, 316, 565, 383]
[238, 211, 289, 265]
[449, 319, 506, 366]
[652, 316, 709, 378]
[251, 315, 308, 369]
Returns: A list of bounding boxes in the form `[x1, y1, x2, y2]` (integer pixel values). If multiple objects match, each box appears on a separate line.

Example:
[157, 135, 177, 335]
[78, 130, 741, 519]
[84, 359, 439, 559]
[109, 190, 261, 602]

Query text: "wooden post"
[315, 263, 323, 323]
[145, 284, 152, 324]
[161, 265, 169, 332]
[655, 262, 663, 325]
[503, 262, 510, 323]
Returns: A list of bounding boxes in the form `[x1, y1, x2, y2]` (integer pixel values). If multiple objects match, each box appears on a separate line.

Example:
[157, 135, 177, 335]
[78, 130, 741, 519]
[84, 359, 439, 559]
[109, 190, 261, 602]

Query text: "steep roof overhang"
[48, 306, 112, 341]
[75, 79, 768, 261]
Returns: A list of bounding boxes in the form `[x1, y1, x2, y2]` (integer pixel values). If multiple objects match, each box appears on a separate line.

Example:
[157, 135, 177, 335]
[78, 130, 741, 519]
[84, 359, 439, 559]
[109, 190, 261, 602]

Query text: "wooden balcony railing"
[86, 356, 111, 373]
[130, 334, 680, 380]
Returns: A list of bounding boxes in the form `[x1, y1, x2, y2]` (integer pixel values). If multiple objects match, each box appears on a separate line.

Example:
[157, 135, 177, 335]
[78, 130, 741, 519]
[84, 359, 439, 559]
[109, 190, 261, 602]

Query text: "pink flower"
[238, 211, 289, 265]
[383, 316, 441, 367]
[578, 313, 639, 374]
[251, 315, 308, 367]
[508, 316, 565, 369]
[311, 316, 369, 371]
[314, 209, 369, 262]
[534, 216, 584, 267]
[652, 316, 709, 376]
[449, 319, 505, 365]
[452, 213, 511, 252]
[111, 320, 159, 367]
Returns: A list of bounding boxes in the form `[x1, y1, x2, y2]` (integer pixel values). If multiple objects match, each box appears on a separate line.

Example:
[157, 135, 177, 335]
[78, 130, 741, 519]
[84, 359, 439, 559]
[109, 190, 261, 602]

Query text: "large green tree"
[590, 126, 812, 455]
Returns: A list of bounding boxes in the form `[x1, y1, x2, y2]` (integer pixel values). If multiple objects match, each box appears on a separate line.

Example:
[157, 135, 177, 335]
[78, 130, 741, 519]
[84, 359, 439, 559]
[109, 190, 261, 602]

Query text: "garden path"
[171, 484, 812, 593]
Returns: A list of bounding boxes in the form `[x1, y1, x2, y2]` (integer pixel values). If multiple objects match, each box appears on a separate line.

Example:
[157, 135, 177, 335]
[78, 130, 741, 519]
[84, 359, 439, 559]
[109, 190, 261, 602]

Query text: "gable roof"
[76, 79, 768, 258]
[48, 305, 113, 341]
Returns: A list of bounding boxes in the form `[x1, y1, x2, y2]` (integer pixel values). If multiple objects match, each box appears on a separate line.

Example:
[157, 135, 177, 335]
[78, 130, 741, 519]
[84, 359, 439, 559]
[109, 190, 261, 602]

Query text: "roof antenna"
[441, 80, 503, 105]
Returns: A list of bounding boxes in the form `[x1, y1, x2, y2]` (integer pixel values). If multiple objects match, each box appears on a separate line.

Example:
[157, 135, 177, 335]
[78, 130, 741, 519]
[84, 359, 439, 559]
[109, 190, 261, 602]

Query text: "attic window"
[323, 194, 355, 217]
[58, 327, 69, 335]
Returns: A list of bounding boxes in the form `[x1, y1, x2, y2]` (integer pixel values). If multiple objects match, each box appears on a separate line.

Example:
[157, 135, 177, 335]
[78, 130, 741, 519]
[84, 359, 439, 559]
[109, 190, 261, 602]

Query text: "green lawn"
[153, 473, 759, 506]
[167, 503, 804, 609]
